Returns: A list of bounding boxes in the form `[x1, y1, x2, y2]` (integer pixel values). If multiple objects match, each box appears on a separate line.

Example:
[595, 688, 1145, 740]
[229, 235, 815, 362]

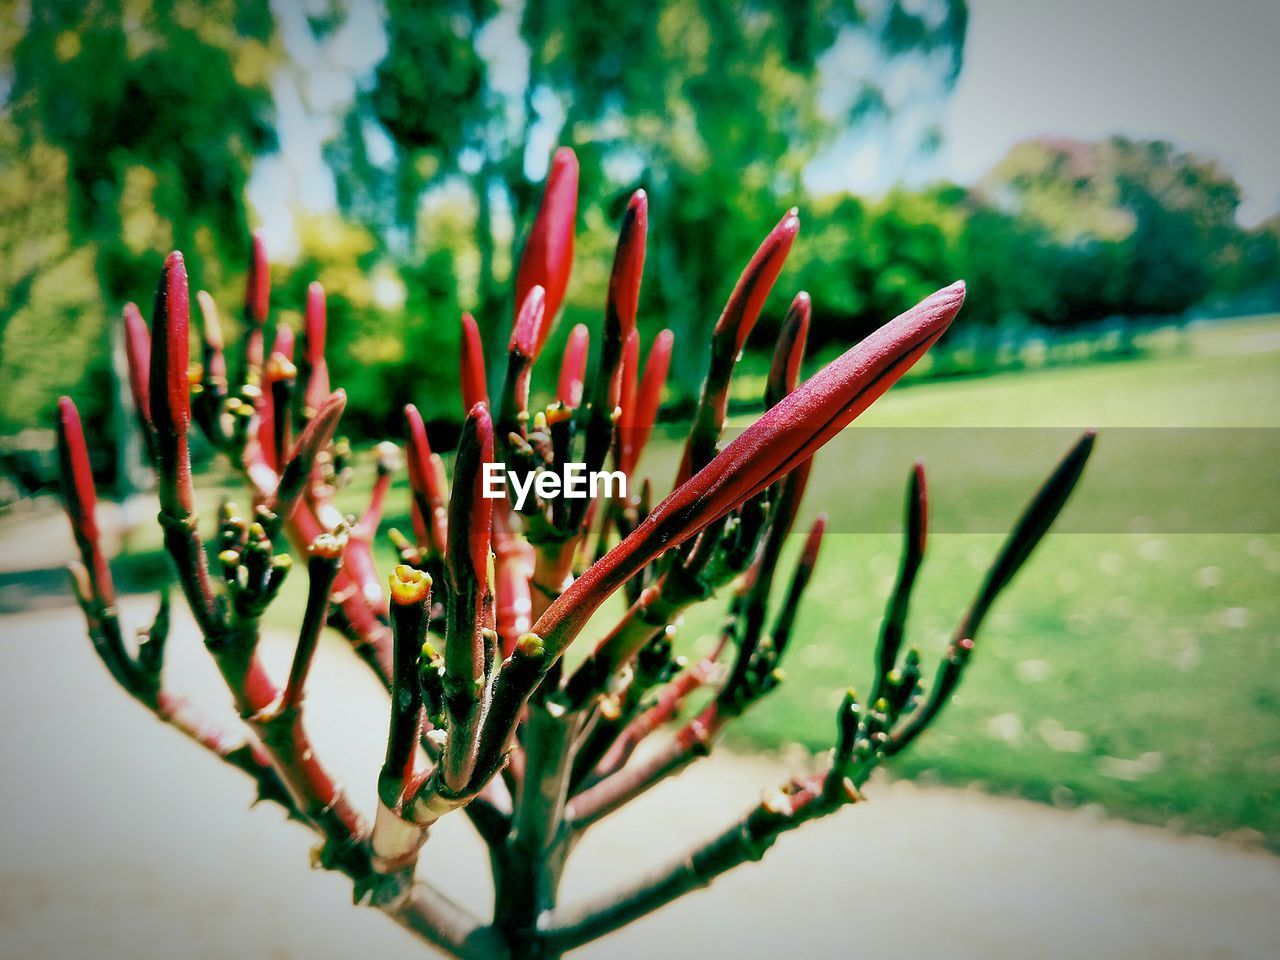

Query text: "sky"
[935, 0, 1280, 225]
[249, 0, 1280, 257]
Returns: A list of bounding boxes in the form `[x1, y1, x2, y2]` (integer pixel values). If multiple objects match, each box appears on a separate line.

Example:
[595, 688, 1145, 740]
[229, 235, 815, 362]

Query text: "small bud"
[515, 633, 545, 658]
[375, 441, 402, 474]
[389, 564, 432, 606]
[310, 528, 349, 560]
[266, 352, 297, 381]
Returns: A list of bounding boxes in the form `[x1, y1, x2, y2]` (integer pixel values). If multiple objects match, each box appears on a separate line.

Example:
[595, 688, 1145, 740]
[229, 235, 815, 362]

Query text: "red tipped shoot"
[558, 324, 591, 408]
[766, 292, 810, 409]
[122, 302, 151, 426]
[515, 147, 578, 352]
[148, 252, 191, 438]
[460, 312, 488, 412]
[304, 282, 330, 413]
[534, 281, 965, 654]
[245, 231, 270, 326]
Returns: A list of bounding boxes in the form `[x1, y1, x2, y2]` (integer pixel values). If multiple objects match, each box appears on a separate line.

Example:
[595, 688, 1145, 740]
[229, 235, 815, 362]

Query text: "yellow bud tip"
[271, 554, 292, 570]
[389, 564, 432, 605]
[532, 411, 548, 432]
[218, 549, 240, 567]
[248, 522, 266, 540]
[421, 640, 439, 660]
[266, 353, 297, 381]
[545, 404, 573, 425]
[515, 633, 544, 658]
[309, 529, 348, 559]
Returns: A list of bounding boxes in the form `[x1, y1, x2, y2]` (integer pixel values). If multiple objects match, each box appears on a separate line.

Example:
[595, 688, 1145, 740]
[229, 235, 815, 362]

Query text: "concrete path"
[2, 597, 1279, 959]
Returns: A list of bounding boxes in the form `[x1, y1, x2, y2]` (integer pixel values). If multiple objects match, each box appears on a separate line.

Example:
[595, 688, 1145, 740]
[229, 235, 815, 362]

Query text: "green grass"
[680, 316, 1280, 848]
[119, 315, 1280, 847]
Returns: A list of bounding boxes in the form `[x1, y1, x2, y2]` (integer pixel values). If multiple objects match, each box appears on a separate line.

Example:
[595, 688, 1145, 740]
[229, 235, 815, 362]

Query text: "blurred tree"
[331, 0, 969, 396]
[975, 136, 1248, 325]
[1, 0, 275, 451]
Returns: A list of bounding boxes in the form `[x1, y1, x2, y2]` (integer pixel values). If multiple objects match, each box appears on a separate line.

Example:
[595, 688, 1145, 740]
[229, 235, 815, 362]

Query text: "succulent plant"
[56, 146, 1093, 959]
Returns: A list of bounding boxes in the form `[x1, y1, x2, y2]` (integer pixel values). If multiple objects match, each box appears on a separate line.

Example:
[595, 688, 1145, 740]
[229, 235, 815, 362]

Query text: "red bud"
[446, 403, 495, 593]
[679, 211, 800, 482]
[304, 282, 330, 413]
[616, 328, 640, 443]
[515, 148, 578, 353]
[122, 302, 151, 425]
[626, 329, 674, 474]
[271, 324, 295, 361]
[766, 292, 810, 409]
[605, 190, 648, 349]
[534, 281, 965, 653]
[460, 312, 488, 412]
[55, 396, 114, 604]
[405, 404, 448, 553]
[558, 324, 590, 408]
[717, 210, 799, 353]
[245, 231, 270, 326]
[148, 252, 191, 437]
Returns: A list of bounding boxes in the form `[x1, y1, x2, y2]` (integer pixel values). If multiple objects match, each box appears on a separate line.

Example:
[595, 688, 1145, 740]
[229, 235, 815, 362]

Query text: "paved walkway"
[2, 597, 1279, 959]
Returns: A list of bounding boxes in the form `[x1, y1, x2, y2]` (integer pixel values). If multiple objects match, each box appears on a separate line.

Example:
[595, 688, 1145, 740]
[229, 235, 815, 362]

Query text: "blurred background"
[1, 1, 1279, 957]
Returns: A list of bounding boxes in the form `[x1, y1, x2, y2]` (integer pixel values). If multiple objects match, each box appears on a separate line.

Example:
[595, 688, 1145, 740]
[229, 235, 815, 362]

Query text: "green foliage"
[1, 0, 275, 437]
[335, 0, 970, 394]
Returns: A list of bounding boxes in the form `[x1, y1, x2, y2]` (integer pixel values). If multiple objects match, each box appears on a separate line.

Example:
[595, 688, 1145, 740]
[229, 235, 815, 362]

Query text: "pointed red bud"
[766, 292, 810, 409]
[509, 285, 546, 358]
[460, 312, 488, 412]
[122, 302, 151, 425]
[501, 286, 546, 431]
[245, 231, 270, 326]
[405, 404, 448, 553]
[515, 147, 578, 352]
[615, 329, 640, 472]
[55, 396, 99, 553]
[272, 390, 345, 519]
[533, 281, 965, 653]
[446, 403, 495, 593]
[304, 282, 330, 412]
[195, 291, 227, 393]
[800, 512, 827, 573]
[55, 397, 115, 605]
[627, 329, 674, 474]
[679, 211, 801, 482]
[605, 189, 648, 349]
[716, 210, 799, 354]
[617, 328, 640, 436]
[558, 324, 590, 408]
[270, 324, 295, 362]
[148, 252, 191, 437]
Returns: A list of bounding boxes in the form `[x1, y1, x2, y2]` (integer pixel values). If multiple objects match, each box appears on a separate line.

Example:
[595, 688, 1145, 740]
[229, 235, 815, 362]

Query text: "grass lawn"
[114, 315, 1280, 848]
[685, 317, 1280, 848]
